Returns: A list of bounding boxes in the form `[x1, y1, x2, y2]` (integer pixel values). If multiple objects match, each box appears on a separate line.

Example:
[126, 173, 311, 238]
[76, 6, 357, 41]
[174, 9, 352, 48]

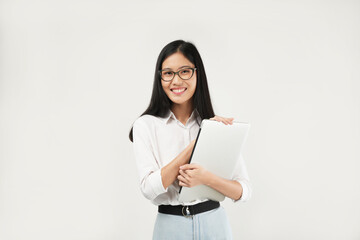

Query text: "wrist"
[203, 170, 215, 186]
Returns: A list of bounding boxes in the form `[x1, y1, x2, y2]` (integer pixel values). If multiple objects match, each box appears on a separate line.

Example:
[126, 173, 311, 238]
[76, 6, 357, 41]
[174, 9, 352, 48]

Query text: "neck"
[171, 101, 194, 124]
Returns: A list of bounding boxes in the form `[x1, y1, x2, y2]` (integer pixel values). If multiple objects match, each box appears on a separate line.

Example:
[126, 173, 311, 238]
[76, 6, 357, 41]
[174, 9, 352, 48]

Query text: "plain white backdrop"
[1, 0, 359, 239]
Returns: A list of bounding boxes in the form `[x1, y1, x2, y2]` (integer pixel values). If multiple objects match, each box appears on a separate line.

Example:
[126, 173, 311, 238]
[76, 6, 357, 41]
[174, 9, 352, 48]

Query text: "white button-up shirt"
[132, 108, 252, 206]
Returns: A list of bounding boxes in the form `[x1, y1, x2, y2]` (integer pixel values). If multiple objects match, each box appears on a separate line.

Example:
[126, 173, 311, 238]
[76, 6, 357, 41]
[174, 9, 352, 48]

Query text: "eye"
[163, 71, 172, 75]
[181, 70, 190, 74]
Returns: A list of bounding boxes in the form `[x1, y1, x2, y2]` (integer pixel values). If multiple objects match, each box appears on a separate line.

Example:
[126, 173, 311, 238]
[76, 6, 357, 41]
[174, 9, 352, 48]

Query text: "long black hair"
[129, 39, 215, 142]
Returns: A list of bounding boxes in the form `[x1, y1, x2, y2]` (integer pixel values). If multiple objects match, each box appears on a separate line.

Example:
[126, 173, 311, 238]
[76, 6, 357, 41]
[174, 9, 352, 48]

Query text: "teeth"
[172, 88, 186, 93]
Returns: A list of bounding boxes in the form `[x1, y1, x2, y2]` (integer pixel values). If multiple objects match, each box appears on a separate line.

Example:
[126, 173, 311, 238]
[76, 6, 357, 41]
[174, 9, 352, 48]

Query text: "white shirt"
[132, 108, 252, 206]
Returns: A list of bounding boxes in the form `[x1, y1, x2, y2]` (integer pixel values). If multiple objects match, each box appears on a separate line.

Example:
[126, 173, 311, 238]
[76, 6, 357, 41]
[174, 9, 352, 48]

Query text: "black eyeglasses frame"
[159, 67, 197, 82]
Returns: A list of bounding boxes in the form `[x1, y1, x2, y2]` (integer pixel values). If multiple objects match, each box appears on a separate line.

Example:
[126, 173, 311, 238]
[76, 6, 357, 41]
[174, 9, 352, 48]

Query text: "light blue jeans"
[152, 206, 233, 240]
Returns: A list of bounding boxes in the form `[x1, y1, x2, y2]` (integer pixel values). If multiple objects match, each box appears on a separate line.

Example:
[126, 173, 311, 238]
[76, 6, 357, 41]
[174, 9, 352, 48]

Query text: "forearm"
[205, 172, 243, 201]
[161, 141, 195, 189]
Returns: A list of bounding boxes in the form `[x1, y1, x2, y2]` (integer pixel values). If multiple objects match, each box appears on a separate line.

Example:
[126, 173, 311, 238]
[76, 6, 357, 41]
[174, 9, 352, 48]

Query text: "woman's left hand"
[210, 115, 234, 125]
[178, 163, 210, 188]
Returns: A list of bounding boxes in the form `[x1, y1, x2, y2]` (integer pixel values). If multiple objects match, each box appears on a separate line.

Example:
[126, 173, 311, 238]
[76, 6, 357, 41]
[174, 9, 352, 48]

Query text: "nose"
[172, 72, 182, 84]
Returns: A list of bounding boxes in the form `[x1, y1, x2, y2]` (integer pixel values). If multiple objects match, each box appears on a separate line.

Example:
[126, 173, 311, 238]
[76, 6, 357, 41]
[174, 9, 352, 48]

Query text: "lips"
[170, 87, 187, 95]
[171, 87, 187, 93]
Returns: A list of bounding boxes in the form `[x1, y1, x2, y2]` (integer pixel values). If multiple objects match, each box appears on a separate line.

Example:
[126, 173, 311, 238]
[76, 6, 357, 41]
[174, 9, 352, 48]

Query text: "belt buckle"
[181, 206, 192, 218]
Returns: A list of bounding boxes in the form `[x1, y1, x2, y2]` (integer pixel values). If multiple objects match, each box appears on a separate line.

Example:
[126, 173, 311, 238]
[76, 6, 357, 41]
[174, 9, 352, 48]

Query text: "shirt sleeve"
[231, 153, 252, 203]
[132, 118, 167, 201]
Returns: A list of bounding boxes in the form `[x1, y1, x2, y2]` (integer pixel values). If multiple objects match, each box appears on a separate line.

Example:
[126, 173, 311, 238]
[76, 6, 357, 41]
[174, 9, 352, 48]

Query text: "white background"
[1, 0, 359, 239]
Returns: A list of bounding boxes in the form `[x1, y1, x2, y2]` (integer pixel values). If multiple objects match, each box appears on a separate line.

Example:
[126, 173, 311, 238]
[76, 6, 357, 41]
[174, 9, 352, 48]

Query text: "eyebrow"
[162, 65, 193, 70]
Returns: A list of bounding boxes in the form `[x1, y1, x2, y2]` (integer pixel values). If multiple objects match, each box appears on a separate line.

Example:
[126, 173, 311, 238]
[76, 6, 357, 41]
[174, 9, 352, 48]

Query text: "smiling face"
[161, 52, 197, 107]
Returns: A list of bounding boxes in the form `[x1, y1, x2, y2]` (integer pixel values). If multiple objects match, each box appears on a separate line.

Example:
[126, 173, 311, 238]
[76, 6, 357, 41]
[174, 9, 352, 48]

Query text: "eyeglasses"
[159, 67, 197, 82]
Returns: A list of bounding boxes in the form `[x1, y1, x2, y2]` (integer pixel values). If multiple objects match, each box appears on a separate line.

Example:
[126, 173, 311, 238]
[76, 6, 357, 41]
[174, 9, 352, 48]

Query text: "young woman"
[129, 40, 252, 239]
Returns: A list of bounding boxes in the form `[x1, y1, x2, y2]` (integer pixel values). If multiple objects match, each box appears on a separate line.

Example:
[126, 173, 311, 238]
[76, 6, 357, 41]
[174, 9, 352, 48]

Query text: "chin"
[170, 98, 191, 105]
[165, 90, 194, 105]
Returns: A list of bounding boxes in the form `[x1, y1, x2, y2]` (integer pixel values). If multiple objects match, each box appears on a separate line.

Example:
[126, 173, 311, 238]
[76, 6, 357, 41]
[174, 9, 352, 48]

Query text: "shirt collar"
[162, 108, 201, 125]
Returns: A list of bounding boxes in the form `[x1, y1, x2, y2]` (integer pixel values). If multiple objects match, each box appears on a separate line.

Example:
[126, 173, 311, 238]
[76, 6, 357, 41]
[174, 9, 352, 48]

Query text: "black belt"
[158, 200, 220, 217]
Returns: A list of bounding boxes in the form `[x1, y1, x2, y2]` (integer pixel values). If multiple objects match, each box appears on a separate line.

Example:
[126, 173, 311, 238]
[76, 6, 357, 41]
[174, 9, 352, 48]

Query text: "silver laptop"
[178, 119, 250, 203]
